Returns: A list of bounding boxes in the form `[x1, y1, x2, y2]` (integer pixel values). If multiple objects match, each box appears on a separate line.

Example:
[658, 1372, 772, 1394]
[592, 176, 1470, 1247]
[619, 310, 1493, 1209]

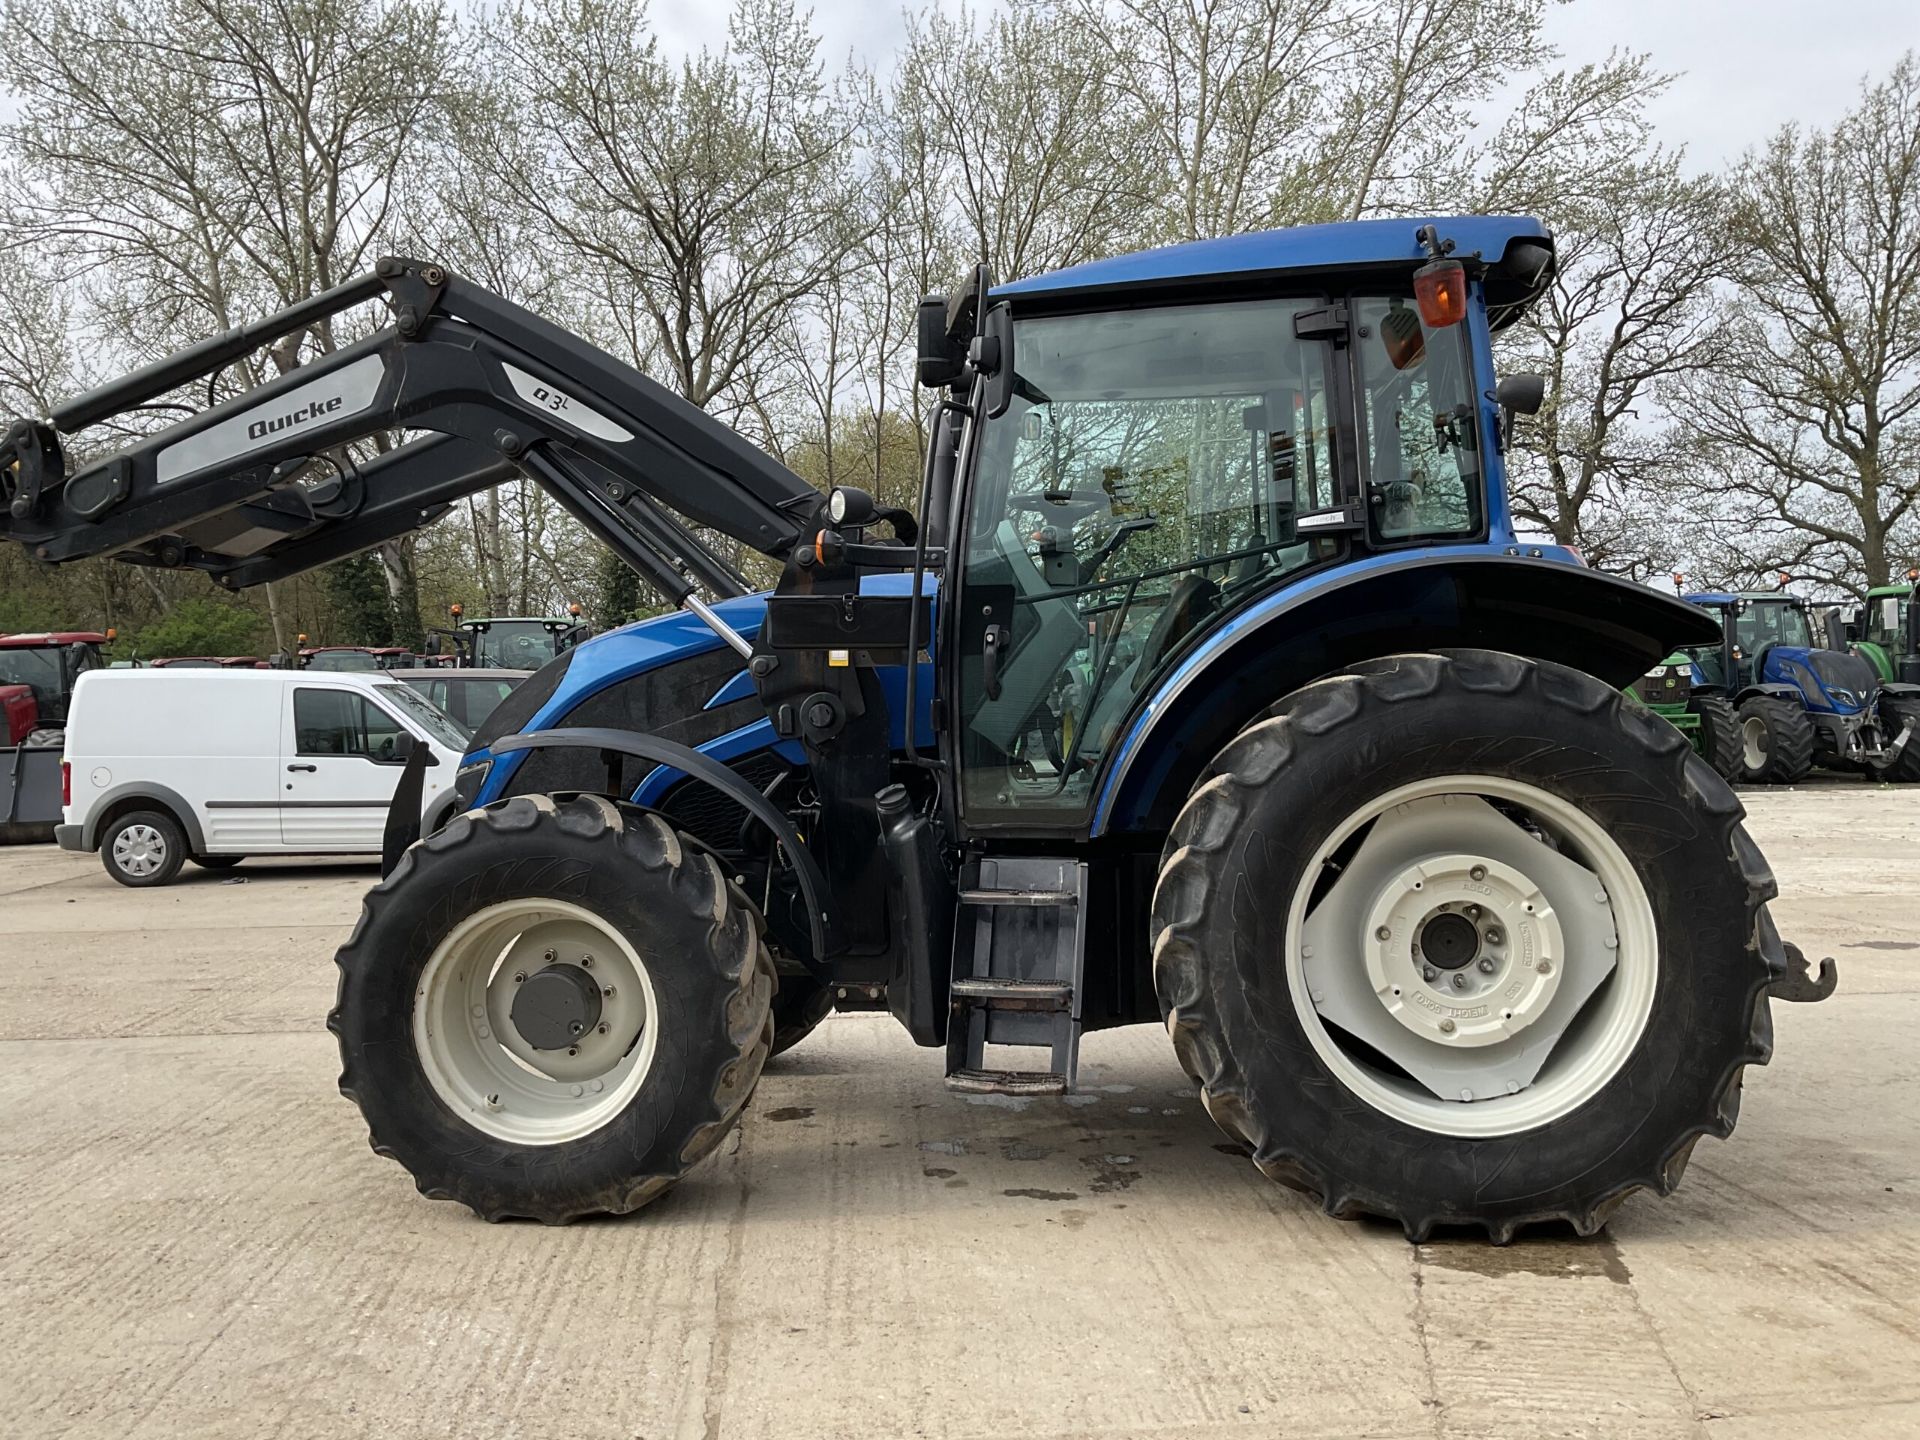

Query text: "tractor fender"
[1091, 552, 1720, 837]
[488, 725, 834, 966]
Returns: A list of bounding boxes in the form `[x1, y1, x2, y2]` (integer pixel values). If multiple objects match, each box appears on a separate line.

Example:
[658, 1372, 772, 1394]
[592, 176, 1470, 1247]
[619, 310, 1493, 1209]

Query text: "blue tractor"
[0, 219, 1836, 1240]
[1681, 590, 1920, 784]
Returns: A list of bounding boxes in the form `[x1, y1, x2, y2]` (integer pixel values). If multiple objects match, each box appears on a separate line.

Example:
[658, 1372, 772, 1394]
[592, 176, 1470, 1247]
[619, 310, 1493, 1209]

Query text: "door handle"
[287, 763, 317, 773]
[981, 624, 1008, 701]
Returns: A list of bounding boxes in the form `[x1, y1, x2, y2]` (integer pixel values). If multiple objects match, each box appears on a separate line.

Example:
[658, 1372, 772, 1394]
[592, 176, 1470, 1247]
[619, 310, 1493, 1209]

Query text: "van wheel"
[192, 855, 245, 870]
[102, 810, 187, 887]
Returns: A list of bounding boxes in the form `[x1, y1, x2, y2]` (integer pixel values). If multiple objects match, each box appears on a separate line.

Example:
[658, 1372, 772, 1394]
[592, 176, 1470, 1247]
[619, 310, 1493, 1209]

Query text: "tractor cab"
[430, 605, 587, 668]
[1854, 571, 1919, 684]
[0, 630, 109, 746]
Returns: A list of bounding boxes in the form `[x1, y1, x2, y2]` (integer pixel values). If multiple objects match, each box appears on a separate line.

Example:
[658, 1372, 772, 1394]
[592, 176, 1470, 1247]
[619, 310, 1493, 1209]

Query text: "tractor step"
[945, 857, 1088, 1095]
[950, 976, 1073, 1011]
[946, 1067, 1068, 1096]
[956, 888, 1078, 907]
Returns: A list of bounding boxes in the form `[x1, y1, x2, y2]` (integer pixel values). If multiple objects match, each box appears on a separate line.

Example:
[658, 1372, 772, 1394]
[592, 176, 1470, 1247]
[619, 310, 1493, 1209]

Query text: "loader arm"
[0, 258, 812, 601]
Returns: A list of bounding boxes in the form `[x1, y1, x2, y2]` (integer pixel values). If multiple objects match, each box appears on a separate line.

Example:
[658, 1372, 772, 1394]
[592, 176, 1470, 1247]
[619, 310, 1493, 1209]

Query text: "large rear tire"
[1151, 650, 1785, 1242]
[329, 793, 775, 1223]
[1736, 696, 1814, 783]
[1690, 694, 1743, 782]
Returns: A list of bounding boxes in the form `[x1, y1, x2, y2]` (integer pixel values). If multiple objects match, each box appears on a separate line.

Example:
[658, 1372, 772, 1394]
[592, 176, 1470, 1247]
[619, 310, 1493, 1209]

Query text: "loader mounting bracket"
[1770, 941, 1838, 1003]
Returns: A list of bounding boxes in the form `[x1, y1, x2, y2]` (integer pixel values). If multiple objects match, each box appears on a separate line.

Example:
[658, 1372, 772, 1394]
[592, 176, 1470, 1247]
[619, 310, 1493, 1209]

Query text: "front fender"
[1092, 552, 1718, 837]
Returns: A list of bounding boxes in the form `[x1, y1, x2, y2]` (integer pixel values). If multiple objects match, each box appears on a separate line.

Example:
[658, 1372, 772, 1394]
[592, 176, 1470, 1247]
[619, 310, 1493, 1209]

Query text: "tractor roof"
[0, 630, 108, 647]
[300, 645, 410, 655]
[996, 215, 1552, 326]
[1682, 591, 1800, 609]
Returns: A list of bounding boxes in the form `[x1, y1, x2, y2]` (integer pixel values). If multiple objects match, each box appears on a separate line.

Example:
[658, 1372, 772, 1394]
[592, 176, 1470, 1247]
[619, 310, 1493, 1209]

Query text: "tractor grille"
[1634, 662, 1692, 707]
[657, 749, 788, 851]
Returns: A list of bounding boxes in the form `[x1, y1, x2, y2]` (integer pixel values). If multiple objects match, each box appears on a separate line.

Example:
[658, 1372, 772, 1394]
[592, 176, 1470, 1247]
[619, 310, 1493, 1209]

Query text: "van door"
[281, 684, 416, 850]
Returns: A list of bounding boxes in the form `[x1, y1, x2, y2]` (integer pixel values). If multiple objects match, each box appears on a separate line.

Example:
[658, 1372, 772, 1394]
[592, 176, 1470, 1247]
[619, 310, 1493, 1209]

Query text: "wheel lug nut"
[1477, 957, 1496, 974]
[1450, 972, 1468, 990]
[597, 1022, 609, 1034]
[542, 949, 556, 962]
[1422, 964, 1438, 982]
[1537, 960, 1553, 975]
[602, 986, 615, 998]
[1485, 929, 1503, 945]
[582, 955, 594, 968]
[1470, 865, 1486, 882]
[567, 1046, 579, 1056]
[513, 971, 527, 984]
[1375, 925, 1392, 941]
[1464, 904, 1480, 918]
[1439, 1019, 1456, 1034]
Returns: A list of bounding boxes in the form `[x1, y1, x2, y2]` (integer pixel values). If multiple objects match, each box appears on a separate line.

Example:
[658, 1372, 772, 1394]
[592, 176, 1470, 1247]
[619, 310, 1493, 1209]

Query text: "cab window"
[1353, 296, 1482, 542]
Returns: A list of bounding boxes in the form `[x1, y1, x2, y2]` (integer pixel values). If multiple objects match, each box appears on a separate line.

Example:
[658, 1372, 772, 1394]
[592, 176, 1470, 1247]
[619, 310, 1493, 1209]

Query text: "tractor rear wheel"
[1151, 650, 1783, 1241]
[329, 793, 775, 1222]
[1868, 696, 1920, 783]
[1690, 694, 1743, 782]
[1736, 696, 1814, 783]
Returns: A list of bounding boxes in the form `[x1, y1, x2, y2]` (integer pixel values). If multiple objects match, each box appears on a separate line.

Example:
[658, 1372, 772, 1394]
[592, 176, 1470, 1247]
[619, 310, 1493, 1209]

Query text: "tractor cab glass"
[307, 650, 383, 672]
[1734, 600, 1812, 657]
[467, 619, 568, 669]
[0, 645, 61, 700]
[955, 293, 1485, 823]
[1868, 593, 1910, 649]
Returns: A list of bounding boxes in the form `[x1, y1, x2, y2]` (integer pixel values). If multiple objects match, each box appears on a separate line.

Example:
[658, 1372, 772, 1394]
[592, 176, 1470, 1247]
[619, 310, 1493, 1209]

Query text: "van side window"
[295, 689, 409, 762]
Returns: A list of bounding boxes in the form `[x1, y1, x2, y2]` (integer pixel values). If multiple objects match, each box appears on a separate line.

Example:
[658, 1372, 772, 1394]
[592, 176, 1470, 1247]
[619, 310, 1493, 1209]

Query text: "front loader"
[1, 217, 1837, 1240]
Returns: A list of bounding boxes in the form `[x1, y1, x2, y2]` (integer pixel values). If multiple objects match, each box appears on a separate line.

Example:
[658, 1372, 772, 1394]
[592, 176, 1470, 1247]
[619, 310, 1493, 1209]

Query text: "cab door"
[947, 296, 1353, 831]
[280, 684, 415, 849]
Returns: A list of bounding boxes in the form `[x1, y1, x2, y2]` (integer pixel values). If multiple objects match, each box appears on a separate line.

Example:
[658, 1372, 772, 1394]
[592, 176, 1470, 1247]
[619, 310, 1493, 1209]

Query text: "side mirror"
[977, 302, 1016, 419]
[1495, 373, 1546, 416]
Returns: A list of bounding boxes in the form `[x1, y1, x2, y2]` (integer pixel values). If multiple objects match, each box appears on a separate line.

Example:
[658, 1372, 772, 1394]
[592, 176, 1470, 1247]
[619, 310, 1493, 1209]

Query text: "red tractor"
[1, 630, 109, 842]
[0, 630, 110, 746]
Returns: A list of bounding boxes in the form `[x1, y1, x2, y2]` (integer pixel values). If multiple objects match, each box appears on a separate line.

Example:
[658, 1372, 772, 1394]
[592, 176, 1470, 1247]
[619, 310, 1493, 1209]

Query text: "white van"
[56, 668, 467, 886]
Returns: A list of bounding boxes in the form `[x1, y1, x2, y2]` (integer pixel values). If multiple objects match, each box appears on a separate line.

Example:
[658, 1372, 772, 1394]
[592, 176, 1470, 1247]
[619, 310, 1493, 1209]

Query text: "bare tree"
[1678, 53, 1920, 594]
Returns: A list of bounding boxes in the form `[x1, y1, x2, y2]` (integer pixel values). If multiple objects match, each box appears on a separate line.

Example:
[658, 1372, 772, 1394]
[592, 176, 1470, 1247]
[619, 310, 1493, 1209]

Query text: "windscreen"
[377, 682, 470, 751]
[0, 647, 59, 699]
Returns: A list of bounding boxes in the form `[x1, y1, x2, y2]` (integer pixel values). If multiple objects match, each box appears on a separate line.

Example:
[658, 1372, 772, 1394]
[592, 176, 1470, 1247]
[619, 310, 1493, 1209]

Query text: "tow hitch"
[1770, 941, 1839, 1003]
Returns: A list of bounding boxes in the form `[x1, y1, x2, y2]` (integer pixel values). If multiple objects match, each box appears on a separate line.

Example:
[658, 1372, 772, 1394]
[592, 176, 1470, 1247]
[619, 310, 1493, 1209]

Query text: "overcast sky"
[647, 0, 1920, 172]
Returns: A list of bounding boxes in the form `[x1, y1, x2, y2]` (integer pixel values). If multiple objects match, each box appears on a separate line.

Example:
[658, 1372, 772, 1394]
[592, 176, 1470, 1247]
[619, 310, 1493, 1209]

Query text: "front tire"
[329, 793, 775, 1222]
[1690, 694, 1744, 782]
[1736, 696, 1814, 783]
[1151, 650, 1784, 1241]
[102, 810, 187, 887]
[1867, 696, 1920, 783]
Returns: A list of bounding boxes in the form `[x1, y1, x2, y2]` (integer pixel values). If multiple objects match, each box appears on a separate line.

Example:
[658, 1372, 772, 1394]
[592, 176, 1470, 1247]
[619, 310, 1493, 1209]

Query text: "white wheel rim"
[1742, 717, 1768, 771]
[1287, 776, 1658, 1138]
[413, 898, 660, 1145]
[112, 823, 167, 877]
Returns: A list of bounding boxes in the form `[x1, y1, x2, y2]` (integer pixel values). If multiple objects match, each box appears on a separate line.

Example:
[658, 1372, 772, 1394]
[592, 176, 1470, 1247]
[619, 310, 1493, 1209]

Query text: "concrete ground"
[2, 785, 1916, 1440]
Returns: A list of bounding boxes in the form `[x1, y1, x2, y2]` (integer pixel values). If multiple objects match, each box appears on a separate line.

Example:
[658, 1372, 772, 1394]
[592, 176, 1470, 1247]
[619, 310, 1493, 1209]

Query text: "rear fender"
[1092, 553, 1719, 837]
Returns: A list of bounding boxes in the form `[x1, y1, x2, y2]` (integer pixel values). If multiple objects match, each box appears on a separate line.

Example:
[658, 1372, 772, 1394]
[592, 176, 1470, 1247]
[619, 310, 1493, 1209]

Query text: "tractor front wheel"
[1736, 696, 1814, 783]
[1151, 650, 1783, 1241]
[1868, 696, 1920, 783]
[329, 793, 774, 1222]
[1690, 694, 1743, 782]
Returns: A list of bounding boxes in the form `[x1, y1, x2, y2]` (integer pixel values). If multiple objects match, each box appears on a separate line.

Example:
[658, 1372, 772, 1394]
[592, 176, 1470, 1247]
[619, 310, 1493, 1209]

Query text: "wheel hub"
[1362, 852, 1564, 1049]
[510, 964, 604, 1050]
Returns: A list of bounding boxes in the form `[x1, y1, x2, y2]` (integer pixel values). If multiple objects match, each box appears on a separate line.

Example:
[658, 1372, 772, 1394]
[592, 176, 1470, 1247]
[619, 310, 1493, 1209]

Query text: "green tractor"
[427, 604, 589, 669]
[1850, 569, 1919, 686]
[1624, 648, 1742, 782]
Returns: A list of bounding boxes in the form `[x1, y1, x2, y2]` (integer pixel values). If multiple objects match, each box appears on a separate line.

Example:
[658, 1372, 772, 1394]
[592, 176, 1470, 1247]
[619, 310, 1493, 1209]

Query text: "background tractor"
[1849, 570, 1919, 685]
[0, 218, 1836, 1241]
[1683, 589, 1920, 783]
[1623, 649, 1741, 781]
[426, 604, 588, 669]
[0, 629, 109, 841]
